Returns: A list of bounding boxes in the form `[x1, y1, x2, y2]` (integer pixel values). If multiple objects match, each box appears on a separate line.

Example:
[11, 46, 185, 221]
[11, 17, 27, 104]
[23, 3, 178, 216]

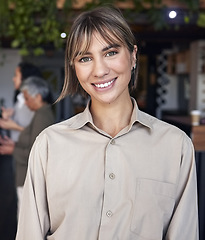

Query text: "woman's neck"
[90, 96, 133, 137]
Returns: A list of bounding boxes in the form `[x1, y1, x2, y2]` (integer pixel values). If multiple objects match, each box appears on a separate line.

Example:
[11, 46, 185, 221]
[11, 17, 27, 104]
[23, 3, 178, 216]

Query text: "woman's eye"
[79, 57, 91, 63]
[106, 51, 117, 57]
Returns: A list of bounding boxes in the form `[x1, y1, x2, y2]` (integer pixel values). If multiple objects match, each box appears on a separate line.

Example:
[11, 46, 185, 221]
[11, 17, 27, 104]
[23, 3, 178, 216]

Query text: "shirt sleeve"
[15, 133, 50, 240]
[165, 133, 199, 240]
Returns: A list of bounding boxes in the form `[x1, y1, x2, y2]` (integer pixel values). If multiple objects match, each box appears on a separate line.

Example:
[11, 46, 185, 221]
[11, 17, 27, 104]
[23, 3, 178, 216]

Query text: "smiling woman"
[16, 6, 198, 240]
[58, 6, 138, 100]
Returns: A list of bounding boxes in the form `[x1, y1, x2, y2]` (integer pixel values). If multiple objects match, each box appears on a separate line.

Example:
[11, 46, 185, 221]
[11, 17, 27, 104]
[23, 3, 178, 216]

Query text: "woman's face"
[12, 67, 22, 90]
[74, 32, 137, 106]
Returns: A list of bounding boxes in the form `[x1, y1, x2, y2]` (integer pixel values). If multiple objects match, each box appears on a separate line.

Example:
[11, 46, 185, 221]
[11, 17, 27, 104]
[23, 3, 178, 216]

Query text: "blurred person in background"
[0, 62, 42, 240]
[0, 76, 55, 215]
[0, 62, 42, 239]
[0, 62, 42, 142]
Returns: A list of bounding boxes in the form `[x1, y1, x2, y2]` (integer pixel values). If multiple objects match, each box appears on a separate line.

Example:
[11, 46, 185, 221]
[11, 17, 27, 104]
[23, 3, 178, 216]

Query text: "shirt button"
[110, 139, 115, 145]
[109, 173, 115, 179]
[106, 210, 113, 217]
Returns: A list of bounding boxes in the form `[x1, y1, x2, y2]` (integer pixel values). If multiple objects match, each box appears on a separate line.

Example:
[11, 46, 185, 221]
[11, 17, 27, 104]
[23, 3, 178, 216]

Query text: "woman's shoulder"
[139, 110, 190, 141]
[38, 112, 84, 136]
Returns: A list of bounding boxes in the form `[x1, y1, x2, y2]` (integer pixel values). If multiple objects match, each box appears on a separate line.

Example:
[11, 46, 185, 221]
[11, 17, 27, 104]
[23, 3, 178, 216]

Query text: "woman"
[0, 62, 42, 142]
[16, 6, 198, 240]
[0, 76, 55, 211]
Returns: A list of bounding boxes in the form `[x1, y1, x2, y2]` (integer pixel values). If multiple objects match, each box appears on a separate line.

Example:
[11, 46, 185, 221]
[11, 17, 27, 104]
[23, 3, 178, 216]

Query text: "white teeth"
[95, 79, 114, 88]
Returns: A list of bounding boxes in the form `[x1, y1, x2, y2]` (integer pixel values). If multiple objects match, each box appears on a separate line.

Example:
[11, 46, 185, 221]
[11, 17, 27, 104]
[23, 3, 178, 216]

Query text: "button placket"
[101, 138, 117, 224]
[109, 140, 116, 181]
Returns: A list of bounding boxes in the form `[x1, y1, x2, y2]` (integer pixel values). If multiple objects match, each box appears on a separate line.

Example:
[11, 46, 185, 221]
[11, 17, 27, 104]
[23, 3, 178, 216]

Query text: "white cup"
[190, 110, 201, 126]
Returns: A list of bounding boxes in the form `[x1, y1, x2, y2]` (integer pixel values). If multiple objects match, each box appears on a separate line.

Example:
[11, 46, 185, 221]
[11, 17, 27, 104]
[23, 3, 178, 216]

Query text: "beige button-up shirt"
[16, 99, 198, 240]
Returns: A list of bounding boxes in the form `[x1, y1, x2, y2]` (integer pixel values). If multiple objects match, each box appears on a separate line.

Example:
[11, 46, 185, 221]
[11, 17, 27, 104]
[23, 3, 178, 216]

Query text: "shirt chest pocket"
[131, 178, 176, 240]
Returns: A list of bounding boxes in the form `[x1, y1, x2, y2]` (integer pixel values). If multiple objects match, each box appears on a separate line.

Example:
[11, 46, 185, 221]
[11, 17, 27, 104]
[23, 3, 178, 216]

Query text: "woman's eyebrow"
[102, 44, 120, 52]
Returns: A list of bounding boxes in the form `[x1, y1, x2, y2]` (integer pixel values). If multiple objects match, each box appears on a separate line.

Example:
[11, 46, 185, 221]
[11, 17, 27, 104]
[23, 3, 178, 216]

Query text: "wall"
[0, 49, 21, 108]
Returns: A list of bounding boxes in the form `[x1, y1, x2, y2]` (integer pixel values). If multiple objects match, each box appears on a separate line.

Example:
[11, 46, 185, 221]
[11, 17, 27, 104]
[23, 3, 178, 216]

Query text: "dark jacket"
[14, 104, 55, 186]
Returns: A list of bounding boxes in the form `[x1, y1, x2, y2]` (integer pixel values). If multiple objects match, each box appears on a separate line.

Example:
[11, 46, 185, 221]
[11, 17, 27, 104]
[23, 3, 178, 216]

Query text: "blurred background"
[0, 0, 205, 239]
[0, 0, 205, 122]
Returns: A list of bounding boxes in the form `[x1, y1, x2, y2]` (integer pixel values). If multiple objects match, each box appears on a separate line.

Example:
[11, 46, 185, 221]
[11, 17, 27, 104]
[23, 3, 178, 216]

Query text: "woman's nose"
[93, 58, 109, 78]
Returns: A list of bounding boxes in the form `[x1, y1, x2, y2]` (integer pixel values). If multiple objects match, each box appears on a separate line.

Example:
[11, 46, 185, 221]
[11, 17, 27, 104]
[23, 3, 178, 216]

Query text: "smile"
[94, 79, 116, 89]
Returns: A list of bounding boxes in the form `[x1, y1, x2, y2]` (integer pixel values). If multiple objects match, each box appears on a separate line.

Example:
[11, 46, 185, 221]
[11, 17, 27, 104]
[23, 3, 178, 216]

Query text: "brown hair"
[57, 6, 138, 101]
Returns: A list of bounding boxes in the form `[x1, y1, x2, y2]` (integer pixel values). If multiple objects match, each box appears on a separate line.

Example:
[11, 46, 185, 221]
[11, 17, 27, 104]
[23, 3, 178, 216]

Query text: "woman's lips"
[93, 78, 117, 89]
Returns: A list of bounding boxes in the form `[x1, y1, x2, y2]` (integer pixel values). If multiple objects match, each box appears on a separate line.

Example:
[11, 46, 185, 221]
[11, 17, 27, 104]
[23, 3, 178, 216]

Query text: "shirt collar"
[130, 97, 153, 131]
[68, 101, 94, 129]
[68, 98, 153, 131]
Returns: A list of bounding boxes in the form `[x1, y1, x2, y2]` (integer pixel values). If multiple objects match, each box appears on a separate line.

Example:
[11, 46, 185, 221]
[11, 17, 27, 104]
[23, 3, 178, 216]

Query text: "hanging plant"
[1, 0, 64, 56]
[0, 0, 204, 57]
[76, 0, 205, 30]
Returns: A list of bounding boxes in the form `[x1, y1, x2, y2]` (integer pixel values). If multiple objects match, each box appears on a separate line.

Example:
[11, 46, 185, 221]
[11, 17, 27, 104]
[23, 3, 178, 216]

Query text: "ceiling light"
[169, 11, 177, 19]
[60, 32, 67, 38]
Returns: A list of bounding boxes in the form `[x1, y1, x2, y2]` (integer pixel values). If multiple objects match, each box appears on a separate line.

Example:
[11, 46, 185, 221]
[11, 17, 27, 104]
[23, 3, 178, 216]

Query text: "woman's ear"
[132, 45, 138, 69]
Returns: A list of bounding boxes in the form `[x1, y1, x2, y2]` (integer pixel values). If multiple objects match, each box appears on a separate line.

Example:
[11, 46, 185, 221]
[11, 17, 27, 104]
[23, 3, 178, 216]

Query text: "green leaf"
[11, 39, 20, 48]
[19, 48, 30, 56]
[184, 16, 190, 24]
[33, 47, 45, 56]
[197, 13, 205, 28]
